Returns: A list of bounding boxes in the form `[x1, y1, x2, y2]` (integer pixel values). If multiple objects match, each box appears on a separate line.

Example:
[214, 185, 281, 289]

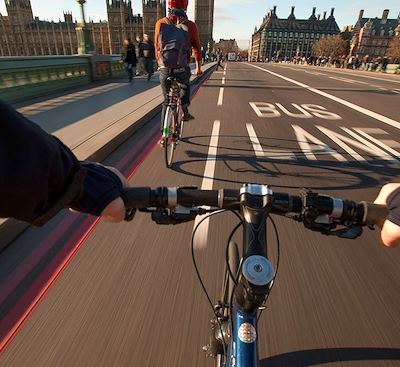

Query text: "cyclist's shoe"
[183, 112, 194, 121]
[182, 105, 194, 121]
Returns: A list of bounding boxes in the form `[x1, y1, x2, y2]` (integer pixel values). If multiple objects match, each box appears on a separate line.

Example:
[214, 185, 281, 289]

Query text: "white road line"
[276, 64, 400, 84]
[353, 128, 400, 158]
[217, 88, 224, 106]
[193, 120, 220, 250]
[222, 77, 226, 85]
[248, 63, 400, 131]
[341, 127, 399, 163]
[305, 71, 325, 76]
[329, 76, 357, 84]
[246, 123, 296, 160]
[246, 123, 264, 159]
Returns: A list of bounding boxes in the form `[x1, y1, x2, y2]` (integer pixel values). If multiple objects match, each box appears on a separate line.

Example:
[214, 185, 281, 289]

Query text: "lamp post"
[76, 0, 93, 54]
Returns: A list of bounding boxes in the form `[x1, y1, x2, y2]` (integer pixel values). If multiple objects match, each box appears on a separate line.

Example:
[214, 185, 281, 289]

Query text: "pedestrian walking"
[136, 35, 145, 76]
[122, 38, 137, 83]
[216, 48, 223, 70]
[142, 33, 155, 80]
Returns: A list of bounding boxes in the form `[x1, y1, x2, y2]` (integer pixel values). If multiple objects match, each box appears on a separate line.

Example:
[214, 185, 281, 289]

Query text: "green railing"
[0, 55, 126, 103]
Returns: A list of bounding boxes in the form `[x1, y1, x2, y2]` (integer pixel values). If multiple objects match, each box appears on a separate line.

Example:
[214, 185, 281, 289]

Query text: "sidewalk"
[0, 63, 216, 250]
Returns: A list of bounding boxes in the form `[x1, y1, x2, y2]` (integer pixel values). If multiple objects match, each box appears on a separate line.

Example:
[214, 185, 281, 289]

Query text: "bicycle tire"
[216, 241, 239, 367]
[164, 106, 176, 168]
[177, 104, 184, 140]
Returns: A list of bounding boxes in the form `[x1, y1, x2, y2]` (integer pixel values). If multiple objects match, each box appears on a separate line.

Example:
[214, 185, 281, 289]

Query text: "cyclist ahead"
[154, 0, 202, 130]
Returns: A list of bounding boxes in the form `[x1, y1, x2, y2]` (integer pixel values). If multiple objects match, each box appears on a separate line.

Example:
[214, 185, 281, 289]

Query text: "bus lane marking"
[292, 125, 347, 161]
[246, 123, 296, 160]
[248, 63, 400, 131]
[317, 126, 399, 164]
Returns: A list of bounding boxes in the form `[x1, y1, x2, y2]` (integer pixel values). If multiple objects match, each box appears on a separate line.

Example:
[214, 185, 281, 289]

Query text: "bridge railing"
[0, 55, 126, 103]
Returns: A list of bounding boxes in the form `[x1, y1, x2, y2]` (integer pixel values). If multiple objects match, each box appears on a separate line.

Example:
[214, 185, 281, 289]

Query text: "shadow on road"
[260, 347, 400, 366]
[172, 135, 400, 191]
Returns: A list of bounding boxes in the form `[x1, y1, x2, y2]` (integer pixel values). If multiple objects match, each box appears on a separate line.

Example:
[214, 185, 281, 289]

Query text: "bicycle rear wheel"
[164, 106, 176, 168]
[177, 104, 184, 140]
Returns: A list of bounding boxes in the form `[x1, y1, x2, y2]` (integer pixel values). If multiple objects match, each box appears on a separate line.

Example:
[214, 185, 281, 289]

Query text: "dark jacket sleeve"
[0, 100, 80, 223]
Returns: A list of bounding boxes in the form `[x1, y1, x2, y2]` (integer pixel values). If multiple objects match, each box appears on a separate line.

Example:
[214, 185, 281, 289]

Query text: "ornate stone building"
[214, 39, 238, 54]
[194, 0, 214, 49]
[0, 0, 166, 56]
[106, 0, 143, 55]
[142, 0, 166, 40]
[349, 9, 400, 60]
[249, 6, 340, 62]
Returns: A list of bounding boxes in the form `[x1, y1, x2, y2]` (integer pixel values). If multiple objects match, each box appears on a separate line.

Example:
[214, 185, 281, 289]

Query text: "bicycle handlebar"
[120, 186, 388, 228]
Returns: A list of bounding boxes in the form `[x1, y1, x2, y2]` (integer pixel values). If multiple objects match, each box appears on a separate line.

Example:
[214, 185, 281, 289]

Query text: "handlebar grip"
[360, 201, 388, 227]
[121, 187, 152, 208]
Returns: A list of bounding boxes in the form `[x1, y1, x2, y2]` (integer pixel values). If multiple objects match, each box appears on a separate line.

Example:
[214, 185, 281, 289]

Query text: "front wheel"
[163, 106, 176, 168]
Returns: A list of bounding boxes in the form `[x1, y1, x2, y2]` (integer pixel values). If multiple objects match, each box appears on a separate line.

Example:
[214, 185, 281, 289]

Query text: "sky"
[0, 0, 399, 49]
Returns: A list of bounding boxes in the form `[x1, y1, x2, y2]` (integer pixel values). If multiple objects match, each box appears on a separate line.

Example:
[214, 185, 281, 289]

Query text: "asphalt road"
[1, 63, 400, 366]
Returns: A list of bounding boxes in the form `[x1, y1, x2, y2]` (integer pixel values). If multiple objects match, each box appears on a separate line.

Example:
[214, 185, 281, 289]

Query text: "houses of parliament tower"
[194, 0, 214, 49]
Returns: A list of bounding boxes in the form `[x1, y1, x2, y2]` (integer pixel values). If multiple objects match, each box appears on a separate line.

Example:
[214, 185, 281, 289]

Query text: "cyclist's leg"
[159, 70, 171, 133]
[177, 67, 193, 120]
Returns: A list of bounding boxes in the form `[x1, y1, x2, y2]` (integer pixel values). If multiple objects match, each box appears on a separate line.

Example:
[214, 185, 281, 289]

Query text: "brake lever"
[323, 226, 363, 239]
[124, 208, 136, 222]
[151, 206, 209, 225]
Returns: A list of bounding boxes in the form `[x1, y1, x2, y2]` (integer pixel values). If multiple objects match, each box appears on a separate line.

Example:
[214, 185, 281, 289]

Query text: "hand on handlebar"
[69, 163, 129, 223]
[100, 166, 129, 223]
[374, 183, 400, 247]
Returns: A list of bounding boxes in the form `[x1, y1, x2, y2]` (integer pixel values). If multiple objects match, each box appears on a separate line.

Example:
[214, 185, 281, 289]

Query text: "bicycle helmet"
[168, 0, 188, 11]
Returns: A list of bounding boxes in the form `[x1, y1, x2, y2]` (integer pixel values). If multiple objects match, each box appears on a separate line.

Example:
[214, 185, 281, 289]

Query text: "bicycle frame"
[221, 185, 275, 367]
[162, 79, 182, 138]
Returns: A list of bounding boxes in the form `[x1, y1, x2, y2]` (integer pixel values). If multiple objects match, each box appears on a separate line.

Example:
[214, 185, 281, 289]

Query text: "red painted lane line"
[0, 216, 98, 352]
[0, 71, 211, 353]
[0, 125, 161, 353]
[0, 214, 78, 305]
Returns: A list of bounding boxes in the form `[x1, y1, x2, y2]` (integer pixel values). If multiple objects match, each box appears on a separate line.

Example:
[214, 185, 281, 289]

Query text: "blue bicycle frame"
[218, 184, 275, 367]
[228, 310, 259, 366]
